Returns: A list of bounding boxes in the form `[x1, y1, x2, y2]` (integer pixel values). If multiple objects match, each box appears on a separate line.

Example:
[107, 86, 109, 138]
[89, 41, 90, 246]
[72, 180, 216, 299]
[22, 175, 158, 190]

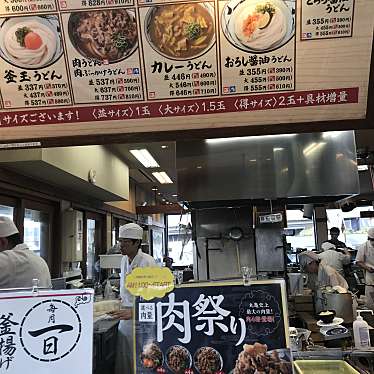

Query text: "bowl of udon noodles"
[144, 3, 216, 61]
[0, 15, 63, 69]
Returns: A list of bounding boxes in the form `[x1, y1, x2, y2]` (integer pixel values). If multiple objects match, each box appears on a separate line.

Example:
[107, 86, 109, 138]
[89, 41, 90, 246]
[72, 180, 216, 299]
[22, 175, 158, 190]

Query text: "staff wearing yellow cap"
[0, 216, 51, 289]
[109, 223, 157, 374]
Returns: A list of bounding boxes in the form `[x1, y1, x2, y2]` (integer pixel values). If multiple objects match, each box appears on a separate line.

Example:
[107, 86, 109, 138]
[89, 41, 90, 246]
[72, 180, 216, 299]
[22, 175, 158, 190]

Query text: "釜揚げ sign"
[0, 289, 93, 374]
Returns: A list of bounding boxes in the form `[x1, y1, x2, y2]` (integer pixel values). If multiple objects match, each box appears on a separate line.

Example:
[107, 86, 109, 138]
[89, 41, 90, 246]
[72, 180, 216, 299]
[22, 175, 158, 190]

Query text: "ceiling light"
[273, 147, 284, 152]
[152, 171, 173, 184]
[249, 159, 256, 163]
[322, 131, 341, 139]
[172, 194, 178, 197]
[157, 192, 162, 195]
[196, 165, 203, 169]
[161, 145, 168, 149]
[129, 149, 159, 168]
[151, 186, 158, 191]
[303, 142, 326, 157]
[358, 165, 368, 171]
[205, 134, 296, 144]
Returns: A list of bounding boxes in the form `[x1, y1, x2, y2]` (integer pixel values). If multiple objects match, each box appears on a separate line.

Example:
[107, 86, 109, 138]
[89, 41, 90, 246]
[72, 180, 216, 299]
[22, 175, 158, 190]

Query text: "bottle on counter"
[353, 310, 373, 349]
[104, 279, 114, 300]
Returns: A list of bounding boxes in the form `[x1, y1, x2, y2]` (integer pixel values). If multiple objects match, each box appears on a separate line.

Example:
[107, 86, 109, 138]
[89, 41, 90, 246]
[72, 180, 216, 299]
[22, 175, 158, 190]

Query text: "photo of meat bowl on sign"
[62, 8, 144, 104]
[219, 0, 296, 95]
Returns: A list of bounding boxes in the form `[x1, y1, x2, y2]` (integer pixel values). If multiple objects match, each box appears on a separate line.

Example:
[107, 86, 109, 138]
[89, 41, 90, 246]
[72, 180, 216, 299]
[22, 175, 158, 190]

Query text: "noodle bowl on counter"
[0, 16, 61, 69]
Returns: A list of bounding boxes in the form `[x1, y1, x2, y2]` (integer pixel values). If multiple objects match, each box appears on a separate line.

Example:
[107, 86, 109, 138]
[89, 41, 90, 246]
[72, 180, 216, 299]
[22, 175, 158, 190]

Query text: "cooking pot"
[315, 291, 353, 323]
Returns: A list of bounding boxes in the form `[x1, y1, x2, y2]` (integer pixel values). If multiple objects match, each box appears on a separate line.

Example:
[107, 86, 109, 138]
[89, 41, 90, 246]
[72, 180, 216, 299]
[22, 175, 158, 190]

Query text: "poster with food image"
[61, 8, 144, 104]
[219, 0, 296, 95]
[139, 2, 219, 100]
[301, 0, 354, 40]
[0, 14, 72, 109]
[134, 280, 292, 374]
[0, 0, 56, 16]
[57, 0, 133, 12]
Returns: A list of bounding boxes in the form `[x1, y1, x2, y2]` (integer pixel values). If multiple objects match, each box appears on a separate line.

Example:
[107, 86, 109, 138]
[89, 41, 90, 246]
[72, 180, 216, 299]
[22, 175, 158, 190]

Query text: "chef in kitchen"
[318, 242, 351, 276]
[356, 227, 374, 310]
[299, 250, 348, 290]
[0, 216, 51, 289]
[109, 223, 157, 374]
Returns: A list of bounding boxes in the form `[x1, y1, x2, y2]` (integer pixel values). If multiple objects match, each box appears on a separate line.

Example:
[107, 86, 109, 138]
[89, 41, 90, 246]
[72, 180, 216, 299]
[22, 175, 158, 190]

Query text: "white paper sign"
[0, 289, 93, 373]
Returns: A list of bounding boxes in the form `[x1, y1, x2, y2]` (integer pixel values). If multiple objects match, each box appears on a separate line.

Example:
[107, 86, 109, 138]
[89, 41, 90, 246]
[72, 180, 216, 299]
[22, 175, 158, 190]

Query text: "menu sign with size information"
[139, 2, 219, 100]
[301, 0, 354, 40]
[0, 0, 372, 141]
[219, 0, 296, 95]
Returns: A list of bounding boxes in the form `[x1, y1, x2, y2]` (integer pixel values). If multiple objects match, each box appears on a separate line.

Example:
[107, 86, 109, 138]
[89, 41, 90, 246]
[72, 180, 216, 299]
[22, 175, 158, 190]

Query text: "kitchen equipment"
[289, 327, 311, 351]
[294, 360, 360, 374]
[229, 227, 243, 273]
[315, 291, 354, 323]
[319, 325, 351, 348]
[288, 273, 306, 296]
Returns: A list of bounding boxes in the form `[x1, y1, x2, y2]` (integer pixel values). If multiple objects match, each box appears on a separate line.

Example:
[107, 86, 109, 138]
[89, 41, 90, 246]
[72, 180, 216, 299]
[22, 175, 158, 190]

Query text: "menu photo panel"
[61, 8, 144, 104]
[0, 14, 72, 109]
[139, 2, 219, 101]
[219, 0, 296, 96]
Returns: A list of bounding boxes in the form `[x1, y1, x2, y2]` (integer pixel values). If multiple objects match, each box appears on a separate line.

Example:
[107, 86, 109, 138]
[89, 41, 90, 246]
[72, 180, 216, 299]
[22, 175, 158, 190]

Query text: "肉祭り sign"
[0, 289, 93, 374]
[0, 0, 372, 142]
[134, 280, 291, 373]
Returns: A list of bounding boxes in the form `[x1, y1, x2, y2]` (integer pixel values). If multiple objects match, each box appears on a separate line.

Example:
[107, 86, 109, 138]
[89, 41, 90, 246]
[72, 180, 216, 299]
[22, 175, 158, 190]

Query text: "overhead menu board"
[0, 0, 372, 141]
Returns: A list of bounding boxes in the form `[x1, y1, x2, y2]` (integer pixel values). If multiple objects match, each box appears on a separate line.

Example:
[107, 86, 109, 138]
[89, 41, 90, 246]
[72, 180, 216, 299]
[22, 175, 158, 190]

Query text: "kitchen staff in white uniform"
[319, 242, 351, 276]
[299, 250, 348, 290]
[356, 228, 374, 310]
[0, 216, 51, 289]
[110, 223, 157, 374]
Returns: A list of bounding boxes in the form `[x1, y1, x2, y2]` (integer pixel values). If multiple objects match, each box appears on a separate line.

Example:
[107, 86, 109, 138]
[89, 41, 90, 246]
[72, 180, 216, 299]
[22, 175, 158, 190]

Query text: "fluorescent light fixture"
[129, 149, 159, 168]
[152, 171, 173, 184]
[273, 147, 284, 152]
[303, 142, 326, 157]
[206, 134, 296, 144]
[358, 165, 369, 171]
[323, 131, 341, 139]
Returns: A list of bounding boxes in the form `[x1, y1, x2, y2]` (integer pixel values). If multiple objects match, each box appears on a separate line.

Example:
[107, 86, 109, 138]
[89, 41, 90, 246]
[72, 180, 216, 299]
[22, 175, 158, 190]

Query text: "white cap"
[0, 217, 19, 238]
[321, 242, 336, 251]
[299, 251, 319, 267]
[368, 228, 374, 239]
[119, 223, 143, 240]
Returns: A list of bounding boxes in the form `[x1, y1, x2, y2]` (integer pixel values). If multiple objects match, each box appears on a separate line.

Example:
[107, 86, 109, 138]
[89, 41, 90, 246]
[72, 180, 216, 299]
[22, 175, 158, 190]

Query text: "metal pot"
[315, 291, 353, 323]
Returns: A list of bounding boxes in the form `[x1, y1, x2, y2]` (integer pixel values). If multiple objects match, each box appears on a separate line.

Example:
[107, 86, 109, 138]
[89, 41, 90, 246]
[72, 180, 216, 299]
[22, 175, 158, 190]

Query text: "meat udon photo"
[68, 9, 138, 63]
